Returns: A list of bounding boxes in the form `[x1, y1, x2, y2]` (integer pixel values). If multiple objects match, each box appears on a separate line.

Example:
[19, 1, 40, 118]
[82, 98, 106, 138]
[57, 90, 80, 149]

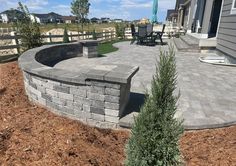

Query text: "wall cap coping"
[18, 42, 139, 84]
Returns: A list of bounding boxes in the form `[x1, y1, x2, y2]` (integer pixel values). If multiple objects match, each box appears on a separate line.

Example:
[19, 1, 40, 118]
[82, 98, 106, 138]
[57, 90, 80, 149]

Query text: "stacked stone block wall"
[23, 71, 131, 128]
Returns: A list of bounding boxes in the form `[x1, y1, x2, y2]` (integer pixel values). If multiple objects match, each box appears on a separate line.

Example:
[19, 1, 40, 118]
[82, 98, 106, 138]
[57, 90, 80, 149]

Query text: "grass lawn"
[98, 40, 119, 55]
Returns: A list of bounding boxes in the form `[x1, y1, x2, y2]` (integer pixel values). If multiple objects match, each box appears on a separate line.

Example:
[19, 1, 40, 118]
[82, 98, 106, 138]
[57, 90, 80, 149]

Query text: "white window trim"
[231, 0, 236, 14]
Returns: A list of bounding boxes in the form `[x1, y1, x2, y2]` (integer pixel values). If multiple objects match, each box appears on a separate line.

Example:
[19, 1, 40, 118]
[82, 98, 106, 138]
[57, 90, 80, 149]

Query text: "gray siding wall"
[217, 0, 236, 59]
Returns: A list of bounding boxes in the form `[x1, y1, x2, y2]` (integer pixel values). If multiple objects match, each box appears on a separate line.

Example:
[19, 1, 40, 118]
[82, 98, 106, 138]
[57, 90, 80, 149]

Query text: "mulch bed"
[0, 61, 236, 165]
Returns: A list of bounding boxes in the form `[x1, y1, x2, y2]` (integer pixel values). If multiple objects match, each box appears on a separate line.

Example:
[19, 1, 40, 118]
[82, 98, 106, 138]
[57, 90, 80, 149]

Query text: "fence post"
[70, 32, 73, 42]
[83, 31, 86, 40]
[108, 30, 111, 40]
[102, 30, 104, 40]
[11, 32, 19, 54]
[49, 32, 52, 43]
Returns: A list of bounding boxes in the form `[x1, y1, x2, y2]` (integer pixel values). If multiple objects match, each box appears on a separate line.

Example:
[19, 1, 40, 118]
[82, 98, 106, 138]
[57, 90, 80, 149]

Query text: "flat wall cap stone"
[19, 43, 139, 84]
[80, 40, 98, 46]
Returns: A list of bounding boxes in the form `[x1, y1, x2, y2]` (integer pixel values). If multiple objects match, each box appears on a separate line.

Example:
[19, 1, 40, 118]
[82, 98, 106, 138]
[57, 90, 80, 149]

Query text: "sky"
[0, 0, 176, 22]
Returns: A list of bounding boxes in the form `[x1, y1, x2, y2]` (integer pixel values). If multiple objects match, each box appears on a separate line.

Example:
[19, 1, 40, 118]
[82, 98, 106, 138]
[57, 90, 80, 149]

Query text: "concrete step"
[180, 34, 199, 47]
[173, 38, 200, 53]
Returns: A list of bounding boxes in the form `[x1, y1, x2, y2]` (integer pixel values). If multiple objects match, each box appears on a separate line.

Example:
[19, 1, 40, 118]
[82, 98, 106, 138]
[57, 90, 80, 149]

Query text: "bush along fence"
[0, 30, 117, 57]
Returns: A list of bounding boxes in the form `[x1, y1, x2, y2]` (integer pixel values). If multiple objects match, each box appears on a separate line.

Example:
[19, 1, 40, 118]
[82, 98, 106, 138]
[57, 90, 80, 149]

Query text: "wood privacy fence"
[0, 30, 116, 57]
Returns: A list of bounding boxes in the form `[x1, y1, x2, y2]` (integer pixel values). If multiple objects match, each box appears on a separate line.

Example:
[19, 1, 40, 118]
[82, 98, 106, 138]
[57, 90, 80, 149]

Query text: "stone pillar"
[201, 0, 214, 38]
[81, 40, 98, 58]
[187, 0, 196, 33]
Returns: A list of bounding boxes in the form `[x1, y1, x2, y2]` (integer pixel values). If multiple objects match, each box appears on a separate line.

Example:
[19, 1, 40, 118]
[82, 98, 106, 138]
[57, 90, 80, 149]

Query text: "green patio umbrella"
[152, 0, 158, 23]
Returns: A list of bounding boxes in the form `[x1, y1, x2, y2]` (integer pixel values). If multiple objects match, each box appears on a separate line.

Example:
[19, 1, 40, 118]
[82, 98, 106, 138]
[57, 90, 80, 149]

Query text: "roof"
[61, 16, 77, 21]
[32, 12, 62, 19]
[166, 9, 177, 20]
[0, 9, 23, 19]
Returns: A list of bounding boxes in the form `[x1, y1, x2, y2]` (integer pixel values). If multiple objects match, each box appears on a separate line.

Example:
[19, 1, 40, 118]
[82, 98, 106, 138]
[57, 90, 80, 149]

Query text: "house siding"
[217, 0, 236, 59]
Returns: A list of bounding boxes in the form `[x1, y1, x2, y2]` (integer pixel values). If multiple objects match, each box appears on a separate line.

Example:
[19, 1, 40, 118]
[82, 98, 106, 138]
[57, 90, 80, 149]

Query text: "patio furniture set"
[130, 24, 166, 46]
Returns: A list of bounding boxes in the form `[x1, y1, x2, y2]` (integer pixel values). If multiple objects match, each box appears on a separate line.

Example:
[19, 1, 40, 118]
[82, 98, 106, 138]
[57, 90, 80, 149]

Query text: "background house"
[166, 9, 177, 23]
[101, 17, 110, 23]
[30, 12, 63, 24]
[216, 0, 236, 60]
[173, 0, 236, 62]
[113, 19, 123, 23]
[90, 17, 101, 23]
[62, 16, 77, 24]
[0, 9, 23, 23]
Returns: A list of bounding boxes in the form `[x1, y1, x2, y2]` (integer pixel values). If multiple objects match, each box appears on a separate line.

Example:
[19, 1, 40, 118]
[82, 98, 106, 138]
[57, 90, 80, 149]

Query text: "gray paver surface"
[55, 41, 236, 129]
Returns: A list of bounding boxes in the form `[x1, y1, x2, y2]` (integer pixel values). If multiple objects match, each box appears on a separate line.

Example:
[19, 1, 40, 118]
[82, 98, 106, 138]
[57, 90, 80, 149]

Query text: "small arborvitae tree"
[125, 46, 184, 166]
[63, 27, 70, 43]
[16, 2, 42, 52]
[92, 28, 97, 40]
[115, 23, 125, 39]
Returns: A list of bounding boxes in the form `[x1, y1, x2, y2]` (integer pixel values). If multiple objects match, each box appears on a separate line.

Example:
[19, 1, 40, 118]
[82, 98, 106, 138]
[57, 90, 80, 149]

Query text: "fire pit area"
[18, 41, 139, 128]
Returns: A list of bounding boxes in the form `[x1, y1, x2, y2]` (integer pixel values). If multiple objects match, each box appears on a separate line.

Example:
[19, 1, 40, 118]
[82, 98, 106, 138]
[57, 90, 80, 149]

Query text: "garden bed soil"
[0, 61, 236, 165]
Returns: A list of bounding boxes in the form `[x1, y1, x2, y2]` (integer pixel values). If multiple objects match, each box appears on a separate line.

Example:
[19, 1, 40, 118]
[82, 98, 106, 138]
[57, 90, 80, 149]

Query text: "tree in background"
[63, 26, 70, 43]
[125, 47, 183, 166]
[71, 0, 90, 33]
[16, 2, 42, 52]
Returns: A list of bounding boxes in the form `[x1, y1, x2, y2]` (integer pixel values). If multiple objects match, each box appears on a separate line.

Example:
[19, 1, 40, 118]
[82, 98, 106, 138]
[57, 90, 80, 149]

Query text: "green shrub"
[92, 28, 97, 40]
[63, 27, 70, 43]
[125, 46, 183, 166]
[115, 23, 125, 39]
[16, 2, 42, 52]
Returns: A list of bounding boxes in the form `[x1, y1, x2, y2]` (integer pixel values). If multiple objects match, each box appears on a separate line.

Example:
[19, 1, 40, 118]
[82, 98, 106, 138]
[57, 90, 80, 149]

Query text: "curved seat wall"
[19, 42, 139, 129]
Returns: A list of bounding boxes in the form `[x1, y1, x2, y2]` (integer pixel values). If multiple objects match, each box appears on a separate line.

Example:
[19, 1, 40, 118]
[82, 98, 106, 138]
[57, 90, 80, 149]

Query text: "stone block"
[83, 105, 90, 112]
[104, 72, 130, 83]
[88, 81, 121, 89]
[91, 113, 105, 121]
[87, 92, 105, 101]
[28, 85, 41, 97]
[28, 81, 37, 89]
[32, 77, 43, 85]
[36, 85, 46, 93]
[52, 97, 66, 106]
[89, 86, 105, 94]
[91, 100, 104, 109]
[70, 87, 87, 97]
[105, 95, 120, 103]
[74, 111, 91, 119]
[45, 88, 58, 97]
[105, 88, 120, 96]
[105, 102, 120, 110]
[105, 109, 119, 117]
[46, 100, 60, 110]
[57, 92, 73, 101]
[86, 69, 109, 80]
[41, 93, 52, 101]
[59, 106, 75, 115]
[105, 115, 119, 123]
[90, 107, 105, 115]
[74, 96, 91, 105]
[53, 85, 70, 93]
[37, 97, 46, 105]
[73, 102, 83, 111]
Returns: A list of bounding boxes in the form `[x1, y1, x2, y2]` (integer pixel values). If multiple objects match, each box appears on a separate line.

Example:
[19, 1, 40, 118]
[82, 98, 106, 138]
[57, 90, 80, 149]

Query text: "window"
[231, 0, 236, 14]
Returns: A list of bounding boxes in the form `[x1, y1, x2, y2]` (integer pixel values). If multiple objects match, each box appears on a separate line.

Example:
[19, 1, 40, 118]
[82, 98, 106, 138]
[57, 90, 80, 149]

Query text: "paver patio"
[55, 41, 236, 129]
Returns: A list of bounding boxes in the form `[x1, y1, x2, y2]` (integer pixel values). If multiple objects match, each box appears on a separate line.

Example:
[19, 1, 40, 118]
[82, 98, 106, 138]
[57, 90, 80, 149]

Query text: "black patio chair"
[137, 24, 147, 44]
[146, 24, 157, 45]
[130, 24, 138, 44]
[153, 24, 166, 45]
